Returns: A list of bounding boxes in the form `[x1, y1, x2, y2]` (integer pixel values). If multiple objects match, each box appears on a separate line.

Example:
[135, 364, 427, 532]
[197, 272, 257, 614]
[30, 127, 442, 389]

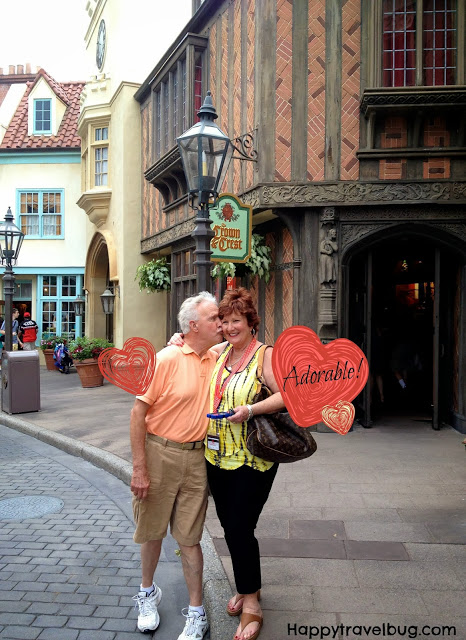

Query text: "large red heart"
[322, 401, 355, 435]
[98, 337, 156, 396]
[272, 326, 369, 427]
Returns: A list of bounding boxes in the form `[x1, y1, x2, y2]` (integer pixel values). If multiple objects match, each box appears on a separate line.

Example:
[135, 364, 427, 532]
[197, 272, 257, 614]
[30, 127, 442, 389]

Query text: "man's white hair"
[178, 291, 217, 334]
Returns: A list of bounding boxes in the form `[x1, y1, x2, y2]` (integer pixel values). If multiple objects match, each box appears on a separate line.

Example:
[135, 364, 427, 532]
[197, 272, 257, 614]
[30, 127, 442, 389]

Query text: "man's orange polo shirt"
[137, 343, 218, 443]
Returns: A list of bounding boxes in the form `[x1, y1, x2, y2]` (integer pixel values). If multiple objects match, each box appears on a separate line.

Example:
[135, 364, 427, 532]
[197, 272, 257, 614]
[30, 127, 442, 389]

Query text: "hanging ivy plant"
[135, 257, 171, 293]
[211, 234, 272, 283]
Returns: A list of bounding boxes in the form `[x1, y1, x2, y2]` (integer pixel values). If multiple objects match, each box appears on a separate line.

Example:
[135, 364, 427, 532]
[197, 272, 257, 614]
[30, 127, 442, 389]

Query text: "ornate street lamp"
[100, 287, 115, 315]
[73, 293, 85, 317]
[177, 92, 233, 292]
[0, 207, 24, 351]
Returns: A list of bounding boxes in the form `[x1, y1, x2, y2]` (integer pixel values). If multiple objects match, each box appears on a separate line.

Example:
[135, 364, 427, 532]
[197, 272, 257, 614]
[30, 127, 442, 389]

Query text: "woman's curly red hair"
[218, 287, 260, 331]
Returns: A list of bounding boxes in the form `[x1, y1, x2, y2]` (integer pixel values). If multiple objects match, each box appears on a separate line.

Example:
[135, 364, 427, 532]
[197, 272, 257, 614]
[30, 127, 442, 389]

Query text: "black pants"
[206, 461, 278, 594]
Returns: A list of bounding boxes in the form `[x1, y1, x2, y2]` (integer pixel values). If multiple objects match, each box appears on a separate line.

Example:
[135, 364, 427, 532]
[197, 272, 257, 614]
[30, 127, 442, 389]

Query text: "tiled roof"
[0, 68, 85, 150]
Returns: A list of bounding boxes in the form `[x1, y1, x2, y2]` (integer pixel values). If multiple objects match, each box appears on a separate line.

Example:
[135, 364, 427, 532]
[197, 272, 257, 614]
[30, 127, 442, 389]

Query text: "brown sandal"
[226, 590, 261, 617]
[234, 611, 263, 640]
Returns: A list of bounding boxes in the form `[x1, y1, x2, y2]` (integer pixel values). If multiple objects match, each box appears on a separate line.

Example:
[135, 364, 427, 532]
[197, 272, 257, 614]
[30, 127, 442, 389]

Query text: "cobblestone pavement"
[0, 426, 199, 640]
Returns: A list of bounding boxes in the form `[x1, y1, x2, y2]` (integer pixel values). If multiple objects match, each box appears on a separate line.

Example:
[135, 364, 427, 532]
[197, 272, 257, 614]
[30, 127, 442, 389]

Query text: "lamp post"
[0, 208, 24, 352]
[177, 92, 233, 292]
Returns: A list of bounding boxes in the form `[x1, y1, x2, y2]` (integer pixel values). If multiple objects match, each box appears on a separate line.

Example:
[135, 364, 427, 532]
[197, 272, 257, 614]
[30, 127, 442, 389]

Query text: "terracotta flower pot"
[43, 349, 57, 372]
[75, 359, 104, 388]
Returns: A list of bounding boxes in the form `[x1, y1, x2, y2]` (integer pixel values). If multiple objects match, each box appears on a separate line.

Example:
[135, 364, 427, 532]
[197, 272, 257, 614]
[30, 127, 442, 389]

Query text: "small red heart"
[272, 326, 369, 427]
[98, 337, 156, 396]
[322, 401, 355, 435]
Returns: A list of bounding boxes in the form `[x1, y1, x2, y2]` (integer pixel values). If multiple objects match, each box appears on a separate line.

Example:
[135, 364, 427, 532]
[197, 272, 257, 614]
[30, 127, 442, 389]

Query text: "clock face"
[96, 19, 106, 71]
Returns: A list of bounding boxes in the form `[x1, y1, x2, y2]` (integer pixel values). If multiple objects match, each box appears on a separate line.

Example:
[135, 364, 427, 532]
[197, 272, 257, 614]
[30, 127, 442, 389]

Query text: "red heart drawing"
[98, 337, 156, 396]
[272, 326, 369, 427]
[322, 401, 355, 435]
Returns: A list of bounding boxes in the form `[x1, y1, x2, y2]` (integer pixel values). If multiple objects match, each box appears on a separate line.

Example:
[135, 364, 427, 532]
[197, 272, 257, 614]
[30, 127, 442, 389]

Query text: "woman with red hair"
[207, 287, 283, 640]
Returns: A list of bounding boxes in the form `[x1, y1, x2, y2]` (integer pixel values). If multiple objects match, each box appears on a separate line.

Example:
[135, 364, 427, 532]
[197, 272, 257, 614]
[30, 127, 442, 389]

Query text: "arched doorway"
[85, 232, 117, 342]
[342, 224, 465, 430]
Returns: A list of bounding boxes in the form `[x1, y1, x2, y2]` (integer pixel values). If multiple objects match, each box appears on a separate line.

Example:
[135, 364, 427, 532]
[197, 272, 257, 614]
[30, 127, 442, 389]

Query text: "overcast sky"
[0, 0, 191, 82]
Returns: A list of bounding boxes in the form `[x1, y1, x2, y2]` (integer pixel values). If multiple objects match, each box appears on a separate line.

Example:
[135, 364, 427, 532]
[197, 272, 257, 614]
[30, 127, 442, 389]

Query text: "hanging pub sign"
[210, 193, 252, 263]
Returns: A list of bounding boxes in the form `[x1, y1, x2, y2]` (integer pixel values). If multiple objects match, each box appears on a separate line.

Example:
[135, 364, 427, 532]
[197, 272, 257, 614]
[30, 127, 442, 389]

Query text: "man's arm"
[130, 398, 151, 500]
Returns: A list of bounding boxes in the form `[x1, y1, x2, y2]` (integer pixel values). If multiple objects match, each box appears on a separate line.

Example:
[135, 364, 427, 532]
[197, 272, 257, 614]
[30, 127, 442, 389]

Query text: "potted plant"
[135, 257, 171, 293]
[40, 335, 64, 371]
[211, 234, 272, 284]
[69, 337, 114, 388]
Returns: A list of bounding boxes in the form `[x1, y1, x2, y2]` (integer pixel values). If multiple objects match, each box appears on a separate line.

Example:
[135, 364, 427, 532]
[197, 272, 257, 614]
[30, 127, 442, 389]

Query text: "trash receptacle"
[1, 350, 41, 414]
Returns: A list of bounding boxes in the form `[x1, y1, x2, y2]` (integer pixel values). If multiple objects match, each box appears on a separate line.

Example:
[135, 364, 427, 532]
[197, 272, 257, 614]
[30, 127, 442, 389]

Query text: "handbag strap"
[256, 344, 270, 383]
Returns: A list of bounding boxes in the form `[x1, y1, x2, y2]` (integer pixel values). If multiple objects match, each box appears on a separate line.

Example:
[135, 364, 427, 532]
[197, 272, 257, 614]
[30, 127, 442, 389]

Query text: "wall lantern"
[73, 294, 85, 317]
[100, 288, 115, 315]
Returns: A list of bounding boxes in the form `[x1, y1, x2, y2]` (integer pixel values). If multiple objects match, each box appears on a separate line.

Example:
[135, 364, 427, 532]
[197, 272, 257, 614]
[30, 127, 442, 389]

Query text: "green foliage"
[68, 336, 114, 362]
[245, 234, 272, 283]
[211, 234, 272, 284]
[135, 257, 171, 293]
[211, 261, 236, 280]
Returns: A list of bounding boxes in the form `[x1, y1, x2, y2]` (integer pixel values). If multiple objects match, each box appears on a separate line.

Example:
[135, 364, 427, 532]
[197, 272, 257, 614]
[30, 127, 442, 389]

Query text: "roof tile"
[0, 67, 85, 151]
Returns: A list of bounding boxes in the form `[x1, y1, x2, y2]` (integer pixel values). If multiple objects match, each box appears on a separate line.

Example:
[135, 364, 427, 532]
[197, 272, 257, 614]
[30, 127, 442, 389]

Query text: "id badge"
[207, 435, 220, 451]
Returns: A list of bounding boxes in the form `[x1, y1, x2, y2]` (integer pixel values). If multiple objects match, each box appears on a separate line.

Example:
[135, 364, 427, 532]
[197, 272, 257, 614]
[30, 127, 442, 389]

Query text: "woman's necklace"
[228, 345, 249, 367]
[213, 338, 257, 412]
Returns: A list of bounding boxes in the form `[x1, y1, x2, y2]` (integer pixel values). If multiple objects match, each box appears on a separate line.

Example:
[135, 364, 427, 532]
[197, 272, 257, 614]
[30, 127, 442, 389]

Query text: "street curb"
[1, 411, 234, 640]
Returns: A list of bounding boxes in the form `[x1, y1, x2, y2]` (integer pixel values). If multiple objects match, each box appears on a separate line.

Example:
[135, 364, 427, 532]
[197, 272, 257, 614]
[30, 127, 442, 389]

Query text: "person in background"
[19, 312, 39, 350]
[0, 308, 22, 351]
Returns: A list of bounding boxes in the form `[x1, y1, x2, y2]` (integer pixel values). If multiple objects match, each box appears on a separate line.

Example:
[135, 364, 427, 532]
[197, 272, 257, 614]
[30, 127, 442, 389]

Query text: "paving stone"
[101, 618, 138, 632]
[353, 560, 464, 590]
[345, 540, 409, 561]
[0, 625, 41, 639]
[75, 631, 115, 640]
[36, 629, 79, 640]
[66, 616, 105, 630]
[290, 519, 347, 540]
[93, 606, 133, 619]
[312, 587, 428, 615]
[24, 603, 61, 615]
[31, 615, 68, 628]
[344, 522, 434, 543]
[426, 522, 466, 544]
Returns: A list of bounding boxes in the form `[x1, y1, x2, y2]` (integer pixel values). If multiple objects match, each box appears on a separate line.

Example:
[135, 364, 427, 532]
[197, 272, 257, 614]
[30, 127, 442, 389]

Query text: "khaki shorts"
[132, 436, 208, 546]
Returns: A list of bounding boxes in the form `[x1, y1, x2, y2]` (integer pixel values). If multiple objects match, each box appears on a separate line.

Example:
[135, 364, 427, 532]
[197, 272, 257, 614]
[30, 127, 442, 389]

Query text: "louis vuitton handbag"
[246, 345, 317, 463]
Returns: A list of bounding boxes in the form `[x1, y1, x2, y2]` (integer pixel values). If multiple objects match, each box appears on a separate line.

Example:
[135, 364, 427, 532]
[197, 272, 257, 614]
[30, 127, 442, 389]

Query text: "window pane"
[61, 302, 76, 340]
[423, 0, 456, 86]
[43, 276, 57, 297]
[42, 301, 57, 336]
[35, 99, 51, 131]
[61, 276, 77, 297]
[182, 59, 187, 132]
[382, 0, 416, 87]
[163, 81, 169, 151]
[156, 90, 161, 158]
[173, 70, 178, 141]
[20, 216, 39, 235]
[42, 215, 61, 236]
[194, 53, 203, 120]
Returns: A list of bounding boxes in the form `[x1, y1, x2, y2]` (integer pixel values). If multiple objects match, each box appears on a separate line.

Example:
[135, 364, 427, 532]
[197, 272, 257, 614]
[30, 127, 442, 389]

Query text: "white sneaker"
[132, 585, 162, 633]
[177, 608, 209, 640]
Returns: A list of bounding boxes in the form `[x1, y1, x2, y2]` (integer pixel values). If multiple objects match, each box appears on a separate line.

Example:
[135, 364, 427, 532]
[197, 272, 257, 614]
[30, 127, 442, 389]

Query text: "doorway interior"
[347, 232, 460, 429]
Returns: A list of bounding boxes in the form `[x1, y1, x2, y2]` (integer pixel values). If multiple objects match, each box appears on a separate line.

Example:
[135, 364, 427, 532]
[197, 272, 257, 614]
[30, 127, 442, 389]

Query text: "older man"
[130, 291, 222, 638]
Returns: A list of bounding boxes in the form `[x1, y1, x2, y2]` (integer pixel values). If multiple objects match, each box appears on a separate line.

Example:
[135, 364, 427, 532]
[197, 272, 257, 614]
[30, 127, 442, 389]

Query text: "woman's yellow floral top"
[205, 343, 273, 471]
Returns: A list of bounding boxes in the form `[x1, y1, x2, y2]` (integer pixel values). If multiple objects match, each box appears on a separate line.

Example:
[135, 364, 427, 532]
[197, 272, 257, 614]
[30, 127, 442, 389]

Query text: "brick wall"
[340, 0, 361, 180]
[275, 0, 293, 181]
[423, 158, 451, 179]
[424, 117, 450, 147]
[379, 117, 408, 179]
